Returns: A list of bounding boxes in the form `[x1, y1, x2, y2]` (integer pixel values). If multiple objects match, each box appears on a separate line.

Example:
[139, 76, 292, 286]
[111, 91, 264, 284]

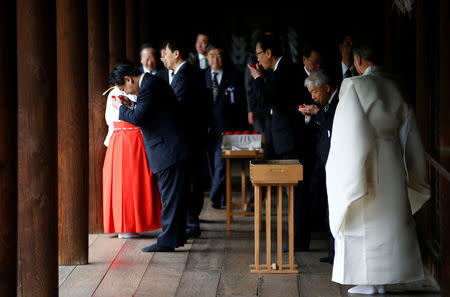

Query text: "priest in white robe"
[325, 37, 430, 295]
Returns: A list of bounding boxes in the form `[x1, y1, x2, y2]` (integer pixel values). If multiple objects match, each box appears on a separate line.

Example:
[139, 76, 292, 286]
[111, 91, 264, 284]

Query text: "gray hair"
[304, 69, 333, 88]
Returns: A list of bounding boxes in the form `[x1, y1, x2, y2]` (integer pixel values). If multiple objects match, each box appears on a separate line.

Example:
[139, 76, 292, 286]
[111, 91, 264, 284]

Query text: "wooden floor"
[59, 191, 441, 297]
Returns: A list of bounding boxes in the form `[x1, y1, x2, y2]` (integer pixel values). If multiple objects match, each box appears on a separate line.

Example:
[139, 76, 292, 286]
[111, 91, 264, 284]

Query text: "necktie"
[323, 103, 330, 113]
[212, 72, 219, 101]
[344, 68, 352, 78]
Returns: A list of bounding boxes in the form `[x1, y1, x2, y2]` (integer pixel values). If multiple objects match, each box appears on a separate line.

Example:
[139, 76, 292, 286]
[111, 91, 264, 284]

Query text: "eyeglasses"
[255, 50, 265, 56]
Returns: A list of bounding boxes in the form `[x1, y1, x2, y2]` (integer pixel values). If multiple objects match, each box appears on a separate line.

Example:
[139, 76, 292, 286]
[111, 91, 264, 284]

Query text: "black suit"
[156, 67, 170, 84]
[253, 57, 304, 159]
[302, 90, 339, 254]
[170, 62, 209, 233]
[205, 66, 246, 206]
[119, 73, 190, 248]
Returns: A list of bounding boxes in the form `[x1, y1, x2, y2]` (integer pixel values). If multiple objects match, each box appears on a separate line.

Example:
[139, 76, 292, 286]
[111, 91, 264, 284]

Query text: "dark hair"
[352, 34, 382, 63]
[206, 43, 224, 54]
[256, 34, 283, 57]
[108, 59, 142, 85]
[163, 37, 190, 61]
[139, 43, 156, 59]
[302, 42, 322, 58]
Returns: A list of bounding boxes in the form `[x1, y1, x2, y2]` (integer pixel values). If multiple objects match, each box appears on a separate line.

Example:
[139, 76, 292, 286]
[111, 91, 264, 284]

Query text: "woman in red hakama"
[103, 120, 162, 236]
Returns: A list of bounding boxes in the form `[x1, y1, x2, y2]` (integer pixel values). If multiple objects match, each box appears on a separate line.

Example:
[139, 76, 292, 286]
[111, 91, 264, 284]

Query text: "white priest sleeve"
[325, 79, 375, 237]
[402, 109, 431, 214]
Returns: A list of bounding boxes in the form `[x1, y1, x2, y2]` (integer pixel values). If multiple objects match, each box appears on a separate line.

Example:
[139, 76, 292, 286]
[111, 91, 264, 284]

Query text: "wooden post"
[109, 0, 126, 70]
[138, 0, 151, 44]
[265, 186, 271, 270]
[439, 0, 450, 293]
[125, 0, 139, 65]
[17, 0, 58, 295]
[0, 1, 17, 296]
[57, 0, 89, 265]
[226, 158, 231, 230]
[88, 0, 109, 234]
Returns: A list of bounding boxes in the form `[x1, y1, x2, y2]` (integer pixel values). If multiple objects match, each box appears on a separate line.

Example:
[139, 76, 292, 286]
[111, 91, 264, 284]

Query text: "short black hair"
[352, 34, 382, 63]
[108, 59, 142, 85]
[163, 37, 190, 61]
[139, 43, 156, 59]
[302, 42, 322, 58]
[256, 34, 283, 57]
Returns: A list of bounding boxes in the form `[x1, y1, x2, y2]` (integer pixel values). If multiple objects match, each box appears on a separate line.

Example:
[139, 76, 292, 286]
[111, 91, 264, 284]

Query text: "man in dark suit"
[138, 43, 159, 75]
[334, 34, 358, 87]
[189, 32, 210, 70]
[109, 60, 191, 252]
[204, 43, 246, 209]
[299, 68, 339, 263]
[248, 34, 304, 160]
[164, 38, 210, 239]
[156, 43, 174, 84]
[249, 34, 307, 251]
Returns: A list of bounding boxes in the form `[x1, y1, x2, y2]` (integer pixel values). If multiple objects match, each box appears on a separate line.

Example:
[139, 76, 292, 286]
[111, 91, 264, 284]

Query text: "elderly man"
[299, 69, 338, 261]
[326, 36, 430, 294]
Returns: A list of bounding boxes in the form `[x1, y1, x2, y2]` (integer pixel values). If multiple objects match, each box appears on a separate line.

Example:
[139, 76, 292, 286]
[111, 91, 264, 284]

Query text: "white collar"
[273, 56, 283, 71]
[173, 61, 187, 75]
[304, 66, 310, 76]
[363, 64, 382, 75]
[328, 89, 338, 105]
[138, 73, 144, 88]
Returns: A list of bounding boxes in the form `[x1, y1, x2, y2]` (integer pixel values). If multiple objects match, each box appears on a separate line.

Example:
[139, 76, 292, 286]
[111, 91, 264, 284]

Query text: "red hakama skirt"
[103, 121, 162, 233]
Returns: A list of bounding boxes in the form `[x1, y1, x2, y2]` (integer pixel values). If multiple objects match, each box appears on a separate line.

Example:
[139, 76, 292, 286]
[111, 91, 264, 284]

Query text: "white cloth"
[198, 53, 207, 69]
[104, 86, 137, 146]
[326, 67, 430, 285]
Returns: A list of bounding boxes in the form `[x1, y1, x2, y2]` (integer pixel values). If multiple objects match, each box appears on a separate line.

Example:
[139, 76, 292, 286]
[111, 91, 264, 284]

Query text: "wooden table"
[249, 160, 303, 274]
[222, 149, 264, 231]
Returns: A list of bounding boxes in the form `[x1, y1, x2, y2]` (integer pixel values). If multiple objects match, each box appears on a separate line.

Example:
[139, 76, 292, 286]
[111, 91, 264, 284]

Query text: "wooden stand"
[222, 149, 264, 231]
[249, 160, 303, 274]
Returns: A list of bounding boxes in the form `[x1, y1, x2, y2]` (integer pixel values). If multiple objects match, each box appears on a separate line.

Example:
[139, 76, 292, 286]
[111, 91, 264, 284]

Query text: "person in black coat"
[204, 43, 247, 209]
[109, 60, 191, 252]
[248, 34, 304, 160]
[299, 68, 339, 263]
[248, 34, 308, 252]
[164, 38, 210, 239]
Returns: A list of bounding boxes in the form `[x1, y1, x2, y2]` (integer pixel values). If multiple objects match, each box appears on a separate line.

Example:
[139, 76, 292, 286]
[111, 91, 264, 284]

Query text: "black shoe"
[282, 245, 309, 253]
[185, 228, 201, 239]
[319, 256, 334, 264]
[141, 243, 174, 253]
[211, 202, 222, 209]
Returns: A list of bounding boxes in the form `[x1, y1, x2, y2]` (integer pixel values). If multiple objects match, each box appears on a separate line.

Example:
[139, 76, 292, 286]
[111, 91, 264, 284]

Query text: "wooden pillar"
[17, 0, 58, 295]
[126, 0, 139, 65]
[0, 1, 17, 296]
[439, 0, 450, 293]
[57, 0, 89, 265]
[88, 0, 109, 233]
[109, 0, 126, 70]
[138, 0, 151, 45]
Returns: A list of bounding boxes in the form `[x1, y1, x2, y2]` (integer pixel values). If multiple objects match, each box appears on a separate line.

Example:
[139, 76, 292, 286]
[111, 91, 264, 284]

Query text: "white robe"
[325, 66, 430, 285]
[103, 87, 137, 146]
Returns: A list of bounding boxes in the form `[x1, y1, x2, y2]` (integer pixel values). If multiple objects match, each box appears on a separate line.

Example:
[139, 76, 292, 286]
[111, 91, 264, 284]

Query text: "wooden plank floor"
[59, 189, 441, 297]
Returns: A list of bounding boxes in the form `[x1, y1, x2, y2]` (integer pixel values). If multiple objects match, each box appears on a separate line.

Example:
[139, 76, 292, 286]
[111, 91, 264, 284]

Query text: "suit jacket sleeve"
[118, 79, 153, 126]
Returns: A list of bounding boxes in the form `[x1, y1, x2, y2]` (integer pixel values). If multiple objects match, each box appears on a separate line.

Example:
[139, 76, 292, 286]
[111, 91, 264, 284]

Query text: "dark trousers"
[207, 132, 226, 206]
[186, 151, 207, 232]
[156, 160, 190, 248]
[294, 159, 328, 249]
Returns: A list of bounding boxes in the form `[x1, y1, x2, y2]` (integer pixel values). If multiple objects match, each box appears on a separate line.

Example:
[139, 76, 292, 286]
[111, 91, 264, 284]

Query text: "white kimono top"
[326, 66, 430, 285]
[103, 86, 137, 146]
